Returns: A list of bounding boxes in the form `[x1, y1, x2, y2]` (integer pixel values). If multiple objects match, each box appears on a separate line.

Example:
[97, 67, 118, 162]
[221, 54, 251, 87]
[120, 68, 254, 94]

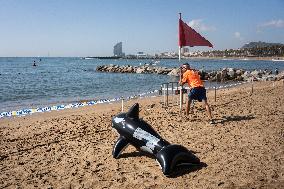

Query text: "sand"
[0, 81, 283, 189]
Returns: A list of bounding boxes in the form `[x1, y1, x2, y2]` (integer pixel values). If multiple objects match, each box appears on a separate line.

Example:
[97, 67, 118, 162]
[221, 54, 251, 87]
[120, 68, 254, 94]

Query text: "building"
[136, 52, 147, 58]
[181, 47, 189, 54]
[113, 42, 125, 57]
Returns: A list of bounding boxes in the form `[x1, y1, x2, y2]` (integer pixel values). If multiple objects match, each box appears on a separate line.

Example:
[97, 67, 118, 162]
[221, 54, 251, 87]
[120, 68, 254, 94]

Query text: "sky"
[0, 0, 284, 57]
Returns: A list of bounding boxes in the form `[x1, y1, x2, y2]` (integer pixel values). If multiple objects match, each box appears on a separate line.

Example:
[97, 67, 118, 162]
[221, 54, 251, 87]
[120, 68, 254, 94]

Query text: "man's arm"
[179, 80, 186, 86]
[179, 69, 188, 86]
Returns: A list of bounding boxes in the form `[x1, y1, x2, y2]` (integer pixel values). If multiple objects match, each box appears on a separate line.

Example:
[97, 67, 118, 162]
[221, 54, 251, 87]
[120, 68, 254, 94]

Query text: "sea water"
[0, 57, 283, 112]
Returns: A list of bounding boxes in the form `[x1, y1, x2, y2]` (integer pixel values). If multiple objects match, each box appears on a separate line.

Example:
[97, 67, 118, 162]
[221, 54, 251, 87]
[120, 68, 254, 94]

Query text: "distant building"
[181, 47, 189, 54]
[136, 52, 147, 58]
[113, 42, 125, 57]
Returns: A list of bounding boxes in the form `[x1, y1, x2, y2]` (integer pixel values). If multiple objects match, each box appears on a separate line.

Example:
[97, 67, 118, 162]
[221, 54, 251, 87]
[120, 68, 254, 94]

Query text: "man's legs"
[203, 99, 212, 120]
[186, 98, 192, 116]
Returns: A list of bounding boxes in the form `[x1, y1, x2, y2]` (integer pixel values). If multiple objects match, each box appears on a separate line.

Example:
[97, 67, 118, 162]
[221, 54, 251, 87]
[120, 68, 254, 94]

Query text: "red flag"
[179, 17, 213, 48]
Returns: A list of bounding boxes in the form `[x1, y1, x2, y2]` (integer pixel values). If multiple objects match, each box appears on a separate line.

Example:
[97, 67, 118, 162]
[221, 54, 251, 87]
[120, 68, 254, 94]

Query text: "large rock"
[136, 67, 146, 74]
[276, 71, 284, 80]
[236, 69, 244, 76]
[227, 68, 235, 78]
[156, 67, 166, 74]
[167, 68, 180, 76]
[251, 70, 261, 77]
[126, 66, 134, 73]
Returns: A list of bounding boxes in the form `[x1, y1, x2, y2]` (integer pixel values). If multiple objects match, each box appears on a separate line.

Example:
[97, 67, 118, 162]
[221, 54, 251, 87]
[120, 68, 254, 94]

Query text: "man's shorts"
[188, 87, 207, 102]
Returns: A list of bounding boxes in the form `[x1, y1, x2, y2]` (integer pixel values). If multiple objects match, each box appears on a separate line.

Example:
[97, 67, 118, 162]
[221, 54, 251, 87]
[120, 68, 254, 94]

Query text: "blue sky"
[0, 0, 284, 57]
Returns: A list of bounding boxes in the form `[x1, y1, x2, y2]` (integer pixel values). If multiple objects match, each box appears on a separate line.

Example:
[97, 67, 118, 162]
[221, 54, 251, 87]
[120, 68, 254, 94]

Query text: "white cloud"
[257, 19, 284, 32]
[234, 32, 241, 38]
[188, 19, 216, 32]
[234, 32, 243, 41]
[259, 19, 284, 28]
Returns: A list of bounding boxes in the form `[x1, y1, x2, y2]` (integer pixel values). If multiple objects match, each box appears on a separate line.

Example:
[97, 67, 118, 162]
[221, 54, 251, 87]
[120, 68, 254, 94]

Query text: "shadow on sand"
[118, 151, 207, 177]
[213, 115, 255, 124]
[168, 162, 207, 178]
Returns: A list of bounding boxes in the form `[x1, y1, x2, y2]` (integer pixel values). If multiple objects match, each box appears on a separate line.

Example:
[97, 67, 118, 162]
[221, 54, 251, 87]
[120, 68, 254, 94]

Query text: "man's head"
[181, 63, 190, 72]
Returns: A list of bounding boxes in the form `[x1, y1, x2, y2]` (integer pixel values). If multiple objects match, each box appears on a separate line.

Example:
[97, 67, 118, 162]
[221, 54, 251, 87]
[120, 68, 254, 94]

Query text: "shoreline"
[1, 81, 249, 119]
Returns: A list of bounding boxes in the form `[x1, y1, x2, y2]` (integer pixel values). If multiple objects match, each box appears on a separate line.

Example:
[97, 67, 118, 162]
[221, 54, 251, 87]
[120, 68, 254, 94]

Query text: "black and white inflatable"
[112, 103, 200, 176]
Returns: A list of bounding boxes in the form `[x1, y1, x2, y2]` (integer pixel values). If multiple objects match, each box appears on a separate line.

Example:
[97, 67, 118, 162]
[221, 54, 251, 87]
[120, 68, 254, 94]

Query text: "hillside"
[242, 41, 284, 49]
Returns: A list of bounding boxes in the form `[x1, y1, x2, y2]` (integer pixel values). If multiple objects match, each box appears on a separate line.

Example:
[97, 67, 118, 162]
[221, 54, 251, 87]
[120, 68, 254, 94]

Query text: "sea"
[0, 57, 283, 113]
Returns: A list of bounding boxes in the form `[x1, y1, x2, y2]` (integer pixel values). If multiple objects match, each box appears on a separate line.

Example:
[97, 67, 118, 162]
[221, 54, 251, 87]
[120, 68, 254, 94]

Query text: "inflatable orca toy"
[112, 103, 200, 176]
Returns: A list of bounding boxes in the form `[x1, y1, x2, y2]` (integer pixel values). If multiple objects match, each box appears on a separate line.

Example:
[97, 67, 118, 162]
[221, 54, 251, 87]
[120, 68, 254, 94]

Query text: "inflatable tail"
[156, 144, 200, 176]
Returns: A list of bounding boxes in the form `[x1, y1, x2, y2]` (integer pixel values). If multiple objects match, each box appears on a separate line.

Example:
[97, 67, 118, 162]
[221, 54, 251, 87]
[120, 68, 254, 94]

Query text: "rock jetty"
[96, 64, 173, 75]
[96, 64, 284, 82]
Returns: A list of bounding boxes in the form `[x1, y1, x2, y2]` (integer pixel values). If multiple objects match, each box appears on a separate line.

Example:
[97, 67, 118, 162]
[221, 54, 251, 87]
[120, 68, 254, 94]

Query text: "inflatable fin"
[112, 136, 129, 158]
[156, 144, 200, 176]
[126, 103, 139, 120]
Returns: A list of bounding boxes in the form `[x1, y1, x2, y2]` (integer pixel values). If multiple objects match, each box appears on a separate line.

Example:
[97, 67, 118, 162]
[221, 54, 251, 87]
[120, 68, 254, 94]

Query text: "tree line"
[201, 45, 284, 57]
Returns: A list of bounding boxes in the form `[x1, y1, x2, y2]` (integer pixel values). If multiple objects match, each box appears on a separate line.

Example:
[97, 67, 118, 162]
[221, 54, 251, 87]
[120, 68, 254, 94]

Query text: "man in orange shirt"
[179, 63, 213, 123]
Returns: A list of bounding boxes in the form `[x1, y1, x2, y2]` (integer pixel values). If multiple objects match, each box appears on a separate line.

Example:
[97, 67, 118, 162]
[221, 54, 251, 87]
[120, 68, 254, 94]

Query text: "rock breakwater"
[96, 64, 284, 82]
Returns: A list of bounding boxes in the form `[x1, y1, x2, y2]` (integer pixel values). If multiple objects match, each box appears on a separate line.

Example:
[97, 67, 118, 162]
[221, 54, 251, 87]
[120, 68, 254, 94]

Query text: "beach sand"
[0, 81, 283, 189]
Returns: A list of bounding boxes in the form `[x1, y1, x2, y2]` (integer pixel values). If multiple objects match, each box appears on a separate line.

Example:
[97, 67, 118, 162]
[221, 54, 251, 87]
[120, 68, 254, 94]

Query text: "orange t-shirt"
[181, 70, 204, 88]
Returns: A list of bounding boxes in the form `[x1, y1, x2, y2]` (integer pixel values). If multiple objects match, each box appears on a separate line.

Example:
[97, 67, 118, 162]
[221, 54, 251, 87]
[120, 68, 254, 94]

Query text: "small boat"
[272, 58, 284, 62]
[83, 57, 96, 60]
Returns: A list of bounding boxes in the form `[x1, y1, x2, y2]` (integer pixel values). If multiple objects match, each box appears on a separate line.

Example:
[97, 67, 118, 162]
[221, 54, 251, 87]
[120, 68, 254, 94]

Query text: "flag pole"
[179, 13, 183, 114]
[178, 13, 182, 62]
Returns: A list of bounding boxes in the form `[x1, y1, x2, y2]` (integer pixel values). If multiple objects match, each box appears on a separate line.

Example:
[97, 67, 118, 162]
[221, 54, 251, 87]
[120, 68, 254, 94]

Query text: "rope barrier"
[0, 89, 159, 119]
[159, 81, 250, 110]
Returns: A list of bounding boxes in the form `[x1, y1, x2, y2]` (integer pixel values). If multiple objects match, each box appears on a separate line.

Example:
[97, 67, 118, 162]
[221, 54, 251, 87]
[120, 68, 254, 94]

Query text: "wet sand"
[0, 81, 283, 188]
